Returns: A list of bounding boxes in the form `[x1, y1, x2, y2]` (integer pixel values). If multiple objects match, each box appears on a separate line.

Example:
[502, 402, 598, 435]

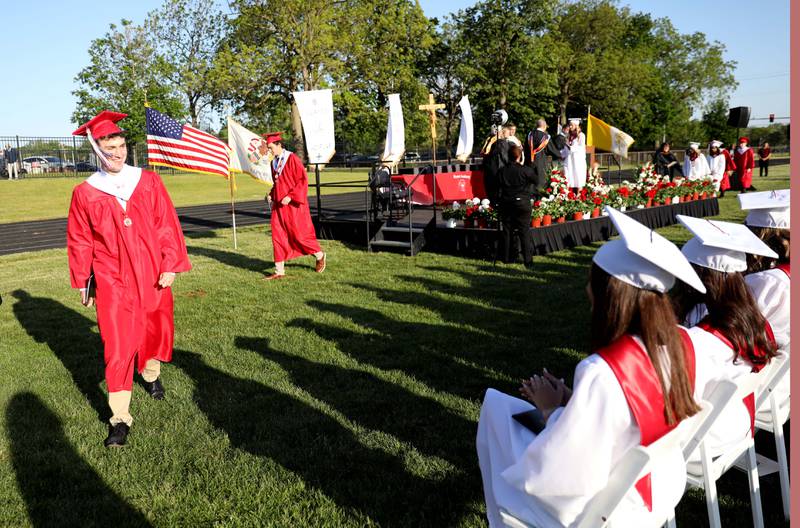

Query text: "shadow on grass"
[187, 246, 272, 274]
[7, 392, 152, 527]
[11, 290, 108, 423]
[173, 348, 471, 526]
[236, 336, 478, 467]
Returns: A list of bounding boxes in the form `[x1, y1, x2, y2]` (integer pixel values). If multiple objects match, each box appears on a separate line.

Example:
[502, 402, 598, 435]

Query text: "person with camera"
[497, 144, 537, 269]
[481, 111, 512, 207]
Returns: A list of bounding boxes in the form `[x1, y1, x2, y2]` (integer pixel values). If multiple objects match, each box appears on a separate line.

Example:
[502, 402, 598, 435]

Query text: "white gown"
[682, 154, 710, 181]
[707, 154, 726, 191]
[563, 132, 587, 188]
[476, 344, 688, 528]
[746, 269, 791, 409]
[685, 326, 754, 459]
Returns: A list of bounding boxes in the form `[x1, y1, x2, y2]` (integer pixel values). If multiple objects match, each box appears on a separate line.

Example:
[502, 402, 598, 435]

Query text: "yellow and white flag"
[227, 117, 272, 185]
[587, 114, 635, 158]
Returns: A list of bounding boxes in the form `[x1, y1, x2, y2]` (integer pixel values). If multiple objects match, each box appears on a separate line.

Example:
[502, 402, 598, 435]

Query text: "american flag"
[146, 107, 230, 178]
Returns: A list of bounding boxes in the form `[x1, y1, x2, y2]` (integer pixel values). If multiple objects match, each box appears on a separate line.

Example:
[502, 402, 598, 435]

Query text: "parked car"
[22, 156, 50, 174]
[74, 161, 98, 172]
[44, 157, 69, 171]
[404, 151, 421, 161]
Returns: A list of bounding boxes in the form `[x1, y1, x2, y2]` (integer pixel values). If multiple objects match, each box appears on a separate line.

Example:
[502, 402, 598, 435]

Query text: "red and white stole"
[775, 262, 790, 278]
[597, 329, 695, 512]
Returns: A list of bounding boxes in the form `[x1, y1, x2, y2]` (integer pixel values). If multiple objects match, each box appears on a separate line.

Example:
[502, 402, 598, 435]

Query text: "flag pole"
[226, 115, 238, 250]
[229, 171, 238, 250]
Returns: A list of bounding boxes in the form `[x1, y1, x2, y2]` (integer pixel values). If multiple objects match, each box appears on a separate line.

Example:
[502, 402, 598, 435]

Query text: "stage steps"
[369, 209, 436, 256]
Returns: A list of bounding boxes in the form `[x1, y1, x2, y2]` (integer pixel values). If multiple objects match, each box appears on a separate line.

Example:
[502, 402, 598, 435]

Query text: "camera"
[490, 109, 508, 126]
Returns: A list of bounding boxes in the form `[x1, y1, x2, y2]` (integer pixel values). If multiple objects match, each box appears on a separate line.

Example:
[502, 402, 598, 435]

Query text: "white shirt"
[707, 154, 726, 190]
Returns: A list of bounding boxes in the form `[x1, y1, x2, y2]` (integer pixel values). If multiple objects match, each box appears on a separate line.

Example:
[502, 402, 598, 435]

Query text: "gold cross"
[419, 93, 445, 165]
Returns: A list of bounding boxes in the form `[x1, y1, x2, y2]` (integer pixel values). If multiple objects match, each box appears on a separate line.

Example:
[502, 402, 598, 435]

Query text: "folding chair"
[684, 375, 765, 528]
[497, 403, 713, 528]
[748, 355, 790, 520]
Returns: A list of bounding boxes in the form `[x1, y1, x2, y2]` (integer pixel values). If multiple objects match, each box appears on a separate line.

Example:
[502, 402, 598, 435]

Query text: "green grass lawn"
[0, 168, 369, 224]
[0, 167, 789, 526]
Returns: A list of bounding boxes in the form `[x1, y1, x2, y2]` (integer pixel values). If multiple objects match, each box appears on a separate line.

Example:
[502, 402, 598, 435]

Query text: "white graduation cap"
[688, 142, 701, 150]
[593, 207, 706, 293]
[568, 118, 582, 125]
[709, 140, 723, 148]
[738, 189, 790, 229]
[677, 215, 779, 273]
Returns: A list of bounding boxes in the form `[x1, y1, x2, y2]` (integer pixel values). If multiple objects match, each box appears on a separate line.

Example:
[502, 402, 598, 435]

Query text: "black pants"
[759, 159, 769, 177]
[500, 199, 533, 265]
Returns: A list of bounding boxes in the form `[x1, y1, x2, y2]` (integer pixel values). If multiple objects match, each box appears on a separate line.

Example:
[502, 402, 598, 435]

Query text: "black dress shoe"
[104, 423, 130, 448]
[144, 378, 165, 400]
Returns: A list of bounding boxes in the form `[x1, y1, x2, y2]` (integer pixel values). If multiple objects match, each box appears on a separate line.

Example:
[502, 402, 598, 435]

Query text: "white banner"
[455, 95, 474, 161]
[227, 117, 272, 184]
[381, 93, 405, 163]
[610, 125, 635, 158]
[293, 89, 336, 164]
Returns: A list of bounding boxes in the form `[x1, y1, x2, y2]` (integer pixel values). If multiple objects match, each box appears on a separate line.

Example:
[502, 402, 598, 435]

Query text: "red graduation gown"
[67, 169, 191, 392]
[733, 148, 755, 190]
[269, 152, 322, 262]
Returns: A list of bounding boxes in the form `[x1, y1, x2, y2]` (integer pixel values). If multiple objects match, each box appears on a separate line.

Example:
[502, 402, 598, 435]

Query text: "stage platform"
[321, 197, 720, 259]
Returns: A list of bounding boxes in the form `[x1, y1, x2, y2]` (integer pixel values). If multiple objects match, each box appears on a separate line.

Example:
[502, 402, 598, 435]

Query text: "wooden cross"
[419, 93, 445, 165]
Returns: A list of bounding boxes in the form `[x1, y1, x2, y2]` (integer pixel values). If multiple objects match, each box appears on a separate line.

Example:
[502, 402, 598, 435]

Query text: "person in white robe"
[476, 207, 707, 528]
[706, 140, 726, 192]
[682, 142, 710, 181]
[673, 215, 780, 461]
[739, 191, 791, 410]
[562, 118, 586, 189]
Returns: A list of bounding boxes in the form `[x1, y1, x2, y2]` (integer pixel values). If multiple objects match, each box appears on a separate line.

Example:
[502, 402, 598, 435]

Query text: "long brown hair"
[746, 226, 790, 273]
[590, 263, 700, 424]
[680, 265, 778, 369]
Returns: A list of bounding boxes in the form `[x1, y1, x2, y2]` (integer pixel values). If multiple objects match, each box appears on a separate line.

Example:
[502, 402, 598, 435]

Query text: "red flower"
[618, 187, 630, 197]
[567, 191, 576, 200]
[533, 200, 541, 207]
[593, 196, 603, 205]
[646, 189, 657, 198]
[546, 187, 553, 193]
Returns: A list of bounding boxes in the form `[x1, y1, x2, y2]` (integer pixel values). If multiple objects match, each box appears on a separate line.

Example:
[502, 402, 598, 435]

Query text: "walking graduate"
[733, 136, 756, 192]
[260, 132, 326, 280]
[67, 110, 191, 447]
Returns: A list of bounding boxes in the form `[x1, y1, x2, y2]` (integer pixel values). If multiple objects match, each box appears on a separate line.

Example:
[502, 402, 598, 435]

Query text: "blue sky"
[0, 0, 788, 136]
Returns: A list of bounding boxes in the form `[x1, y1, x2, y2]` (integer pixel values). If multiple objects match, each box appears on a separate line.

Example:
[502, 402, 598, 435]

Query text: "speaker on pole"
[727, 106, 751, 128]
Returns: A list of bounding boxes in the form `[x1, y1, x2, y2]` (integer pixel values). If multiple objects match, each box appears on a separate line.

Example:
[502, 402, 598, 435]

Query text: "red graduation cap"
[72, 110, 128, 139]
[738, 136, 749, 143]
[262, 131, 283, 144]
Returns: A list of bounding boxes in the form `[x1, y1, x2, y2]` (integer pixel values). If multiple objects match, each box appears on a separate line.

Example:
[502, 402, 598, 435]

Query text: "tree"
[214, 0, 349, 161]
[146, 0, 228, 128]
[335, 0, 434, 154]
[449, 0, 558, 136]
[702, 99, 736, 146]
[73, 19, 185, 150]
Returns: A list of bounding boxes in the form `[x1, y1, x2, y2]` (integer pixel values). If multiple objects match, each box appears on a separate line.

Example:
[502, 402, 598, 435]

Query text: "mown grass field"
[0, 168, 369, 224]
[0, 166, 790, 526]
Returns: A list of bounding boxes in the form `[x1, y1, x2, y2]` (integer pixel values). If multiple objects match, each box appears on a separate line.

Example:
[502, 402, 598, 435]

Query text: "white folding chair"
[685, 375, 765, 528]
[497, 418, 699, 528]
[748, 355, 790, 520]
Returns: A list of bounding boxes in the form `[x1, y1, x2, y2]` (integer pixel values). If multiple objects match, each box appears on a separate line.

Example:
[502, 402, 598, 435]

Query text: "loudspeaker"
[727, 106, 751, 128]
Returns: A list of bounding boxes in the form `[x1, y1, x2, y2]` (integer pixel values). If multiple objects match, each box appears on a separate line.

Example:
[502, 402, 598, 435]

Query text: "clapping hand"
[519, 368, 572, 421]
[280, 196, 292, 206]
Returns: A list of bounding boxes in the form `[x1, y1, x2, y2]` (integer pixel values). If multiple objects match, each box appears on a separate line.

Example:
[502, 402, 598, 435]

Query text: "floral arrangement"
[442, 201, 465, 220]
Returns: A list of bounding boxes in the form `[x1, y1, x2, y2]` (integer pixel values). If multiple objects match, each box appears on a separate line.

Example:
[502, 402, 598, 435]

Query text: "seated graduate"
[476, 207, 706, 528]
[739, 190, 790, 408]
[672, 215, 779, 458]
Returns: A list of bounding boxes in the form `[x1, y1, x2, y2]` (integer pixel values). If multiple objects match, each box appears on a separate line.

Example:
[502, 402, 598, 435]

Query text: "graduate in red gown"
[733, 136, 755, 192]
[260, 132, 326, 280]
[67, 111, 191, 447]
